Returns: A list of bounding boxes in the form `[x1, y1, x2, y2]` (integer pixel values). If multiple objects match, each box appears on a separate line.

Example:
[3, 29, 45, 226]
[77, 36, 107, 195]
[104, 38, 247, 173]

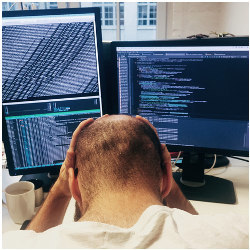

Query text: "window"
[2, 2, 58, 11]
[119, 3, 124, 26]
[149, 4, 157, 25]
[138, 3, 147, 26]
[2, 2, 12, 11]
[104, 5, 114, 26]
[2, 2, 157, 40]
[22, 2, 40, 10]
[138, 2, 157, 26]
[93, 2, 115, 27]
[92, 2, 124, 27]
[2, 2, 19, 11]
[49, 2, 58, 9]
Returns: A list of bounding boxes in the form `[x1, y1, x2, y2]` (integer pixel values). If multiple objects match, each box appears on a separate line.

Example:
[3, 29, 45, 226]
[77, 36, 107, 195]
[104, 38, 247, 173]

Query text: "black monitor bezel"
[111, 37, 249, 157]
[2, 7, 107, 176]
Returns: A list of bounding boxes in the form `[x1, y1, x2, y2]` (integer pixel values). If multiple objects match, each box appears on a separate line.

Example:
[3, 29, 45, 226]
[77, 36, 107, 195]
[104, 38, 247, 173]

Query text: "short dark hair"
[75, 115, 162, 202]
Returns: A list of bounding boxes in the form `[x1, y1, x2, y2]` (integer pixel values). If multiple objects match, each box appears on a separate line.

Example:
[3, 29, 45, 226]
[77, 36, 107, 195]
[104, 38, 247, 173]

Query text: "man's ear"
[68, 168, 82, 205]
[160, 159, 173, 199]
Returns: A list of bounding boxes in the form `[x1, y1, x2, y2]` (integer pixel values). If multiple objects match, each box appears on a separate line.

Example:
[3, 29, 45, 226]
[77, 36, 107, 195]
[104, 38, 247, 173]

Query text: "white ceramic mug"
[3, 181, 35, 224]
[27, 179, 44, 207]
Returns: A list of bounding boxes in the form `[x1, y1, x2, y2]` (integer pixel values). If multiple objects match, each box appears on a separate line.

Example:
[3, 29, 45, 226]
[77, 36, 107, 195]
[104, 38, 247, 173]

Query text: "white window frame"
[93, 2, 116, 30]
[137, 2, 157, 27]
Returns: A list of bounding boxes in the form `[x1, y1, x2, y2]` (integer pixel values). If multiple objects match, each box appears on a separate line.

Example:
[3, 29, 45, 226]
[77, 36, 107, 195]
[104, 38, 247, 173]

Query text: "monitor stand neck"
[181, 152, 206, 187]
[173, 151, 236, 204]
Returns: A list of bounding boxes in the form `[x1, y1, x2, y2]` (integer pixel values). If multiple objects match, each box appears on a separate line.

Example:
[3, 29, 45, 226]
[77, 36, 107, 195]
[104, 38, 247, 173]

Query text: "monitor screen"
[2, 8, 104, 176]
[114, 38, 249, 156]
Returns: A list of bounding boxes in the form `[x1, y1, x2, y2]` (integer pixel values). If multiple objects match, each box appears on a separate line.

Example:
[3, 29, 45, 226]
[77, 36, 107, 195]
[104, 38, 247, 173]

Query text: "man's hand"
[58, 118, 95, 197]
[26, 118, 95, 232]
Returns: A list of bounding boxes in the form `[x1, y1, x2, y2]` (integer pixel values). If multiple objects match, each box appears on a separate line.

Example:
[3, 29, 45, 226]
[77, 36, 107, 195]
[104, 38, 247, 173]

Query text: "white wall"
[122, 2, 138, 40]
[102, 29, 116, 42]
[158, 2, 249, 39]
[219, 2, 249, 36]
[168, 2, 222, 39]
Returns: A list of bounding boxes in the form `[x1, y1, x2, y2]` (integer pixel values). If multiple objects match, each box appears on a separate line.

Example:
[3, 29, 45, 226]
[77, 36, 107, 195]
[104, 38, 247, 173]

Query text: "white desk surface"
[2, 157, 249, 234]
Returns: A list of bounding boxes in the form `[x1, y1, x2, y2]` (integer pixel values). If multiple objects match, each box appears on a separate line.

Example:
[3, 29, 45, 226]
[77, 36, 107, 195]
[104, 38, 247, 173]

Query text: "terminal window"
[117, 46, 249, 151]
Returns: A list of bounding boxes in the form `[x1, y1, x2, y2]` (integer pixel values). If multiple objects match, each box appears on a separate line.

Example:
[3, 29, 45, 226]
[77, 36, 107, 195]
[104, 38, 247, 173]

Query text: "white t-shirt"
[3, 205, 248, 249]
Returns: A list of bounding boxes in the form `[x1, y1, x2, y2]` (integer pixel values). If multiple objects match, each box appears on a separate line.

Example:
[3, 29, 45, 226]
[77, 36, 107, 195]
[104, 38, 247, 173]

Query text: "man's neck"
[78, 189, 163, 228]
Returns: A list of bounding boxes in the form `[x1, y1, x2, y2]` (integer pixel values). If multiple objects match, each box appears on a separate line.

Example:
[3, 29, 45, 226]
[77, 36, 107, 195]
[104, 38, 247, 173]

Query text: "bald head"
[75, 115, 163, 202]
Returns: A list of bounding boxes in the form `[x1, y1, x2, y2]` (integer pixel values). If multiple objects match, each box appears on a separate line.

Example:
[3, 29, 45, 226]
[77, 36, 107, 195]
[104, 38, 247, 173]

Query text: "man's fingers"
[70, 118, 94, 150]
[64, 117, 95, 172]
[64, 150, 75, 170]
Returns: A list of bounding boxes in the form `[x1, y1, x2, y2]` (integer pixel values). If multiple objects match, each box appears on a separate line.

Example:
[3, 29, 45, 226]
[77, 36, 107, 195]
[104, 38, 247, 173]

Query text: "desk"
[2, 157, 249, 233]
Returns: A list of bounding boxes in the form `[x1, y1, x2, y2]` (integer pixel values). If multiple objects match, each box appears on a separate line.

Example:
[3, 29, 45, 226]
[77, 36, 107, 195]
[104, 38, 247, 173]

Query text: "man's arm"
[26, 118, 94, 233]
[26, 178, 71, 232]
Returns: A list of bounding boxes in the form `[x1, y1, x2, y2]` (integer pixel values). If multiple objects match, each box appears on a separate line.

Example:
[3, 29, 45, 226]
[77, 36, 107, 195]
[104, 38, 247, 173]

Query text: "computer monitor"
[112, 37, 249, 203]
[2, 8, 105, 179]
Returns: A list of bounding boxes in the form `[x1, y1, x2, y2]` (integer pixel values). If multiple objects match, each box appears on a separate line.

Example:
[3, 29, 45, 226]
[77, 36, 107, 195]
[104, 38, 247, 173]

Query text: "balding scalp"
[75, 115, 162, 202]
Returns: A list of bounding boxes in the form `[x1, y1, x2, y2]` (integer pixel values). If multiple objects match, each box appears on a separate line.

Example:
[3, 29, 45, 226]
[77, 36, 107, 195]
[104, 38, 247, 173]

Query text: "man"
[3, 115, 248, 248]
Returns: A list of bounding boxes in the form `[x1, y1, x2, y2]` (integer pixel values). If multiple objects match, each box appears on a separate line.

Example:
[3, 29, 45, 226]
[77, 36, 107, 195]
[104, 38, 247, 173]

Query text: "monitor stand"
[173, 152, 236, 204]
[20, 172, 59, 192]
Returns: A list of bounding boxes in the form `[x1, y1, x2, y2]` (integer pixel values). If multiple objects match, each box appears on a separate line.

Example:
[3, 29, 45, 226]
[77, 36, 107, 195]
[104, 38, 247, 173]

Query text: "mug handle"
[2, 199, 7, 208]
[2, 189, 7, 208]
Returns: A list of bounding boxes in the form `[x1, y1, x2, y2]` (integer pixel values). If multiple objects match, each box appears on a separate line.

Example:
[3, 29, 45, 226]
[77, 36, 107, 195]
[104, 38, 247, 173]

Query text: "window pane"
[138, 3, 148, 26]
[138, 6, 143, 18]
[120, 3, 124, 26]
[2, 2, 10, 11]
[105, 19, 113, 26]
[49, 2, 58, 9]
[149, 20, 156, 25]
[150, 6, 156, 18]
[120, 8, 124, 19]
[142, 6, 147, 18]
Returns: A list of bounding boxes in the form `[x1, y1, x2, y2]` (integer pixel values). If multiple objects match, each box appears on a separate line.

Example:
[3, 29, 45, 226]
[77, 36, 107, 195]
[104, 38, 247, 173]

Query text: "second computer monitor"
[2, 8, 105, 176]
[113, 38, 249, 157]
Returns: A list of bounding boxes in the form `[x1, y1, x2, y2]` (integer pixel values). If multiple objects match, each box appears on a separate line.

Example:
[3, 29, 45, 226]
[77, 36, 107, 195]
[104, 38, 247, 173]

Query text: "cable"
[173, 151, 182, 166]
[171, 151, 182, 172]
[211, 165, 229, 176]
[229, 156, 249, 162]
[204, 154, 217, 174]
